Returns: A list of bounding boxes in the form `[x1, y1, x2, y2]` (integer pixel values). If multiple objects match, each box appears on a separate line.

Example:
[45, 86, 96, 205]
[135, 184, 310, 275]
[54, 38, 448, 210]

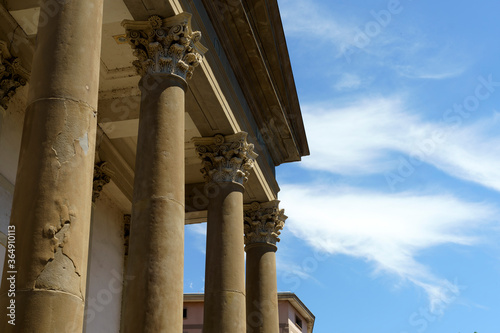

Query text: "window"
[295, 314, 303, 329]
[183, 308, 187, 319]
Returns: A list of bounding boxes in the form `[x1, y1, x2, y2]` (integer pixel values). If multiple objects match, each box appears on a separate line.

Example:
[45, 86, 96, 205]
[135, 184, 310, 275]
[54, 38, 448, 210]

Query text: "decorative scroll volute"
[0, 41, 29, 110]
[193, 132, 258, 185]
[244, 200, 287, 247]
[122, 13, 207, 80]
[92, 162, 113, 203]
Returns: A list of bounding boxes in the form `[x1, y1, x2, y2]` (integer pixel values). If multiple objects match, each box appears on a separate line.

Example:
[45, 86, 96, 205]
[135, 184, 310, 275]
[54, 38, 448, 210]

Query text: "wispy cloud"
[334, 73, 367, 91]
[280, 0, 469, 78]
[188, 223, 207, 236]
[186, 223, 207, 254]
[301, 96, 500, 191]
[279, 184, 498, 312]
[300, 96, 416, 175]
[279, 0, 362, 58]
[391, 41, 469, 80]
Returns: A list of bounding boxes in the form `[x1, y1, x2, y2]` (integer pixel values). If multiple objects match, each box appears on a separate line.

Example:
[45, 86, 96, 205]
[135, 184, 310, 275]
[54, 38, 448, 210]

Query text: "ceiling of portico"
[4, 0, 279, 215]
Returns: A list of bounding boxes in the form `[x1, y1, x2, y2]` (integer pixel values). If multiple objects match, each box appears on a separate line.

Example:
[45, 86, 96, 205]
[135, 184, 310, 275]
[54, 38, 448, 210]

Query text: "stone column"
[0, 0, 104, 332]
[120, 14, 204, 333]
[244, 201, 286, 333]
[193, 133, 258, 333]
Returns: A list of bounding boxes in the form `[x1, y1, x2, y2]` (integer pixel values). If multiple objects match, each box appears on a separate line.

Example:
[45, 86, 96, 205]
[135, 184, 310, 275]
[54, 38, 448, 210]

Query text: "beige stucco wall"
[278, 300, 308, 333]
[183, 301, 204, 333]
[0, 182, 13, 240]
[0, 84, 28, 282]
[83, 191, 126, 333]
[0, 85, 27, 185]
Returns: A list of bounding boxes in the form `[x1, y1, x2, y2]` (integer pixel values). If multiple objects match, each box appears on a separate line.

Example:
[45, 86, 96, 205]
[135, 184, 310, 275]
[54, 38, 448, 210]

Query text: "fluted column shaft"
[120, 14, 204, 332]
[244, 201, 286, 333]
[193, 133, 258, 333]
[0, 0, 104, 331]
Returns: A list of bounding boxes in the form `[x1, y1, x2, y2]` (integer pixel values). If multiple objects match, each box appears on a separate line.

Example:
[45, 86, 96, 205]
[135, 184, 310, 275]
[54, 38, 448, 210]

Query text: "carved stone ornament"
[122, 13, 207, 80]
[244, 200, 287, 247]
[92, 162, 113, 202]
[123, 214, 131, 256]
[0, 41, 29, 110]
[193, 132, 258, 185]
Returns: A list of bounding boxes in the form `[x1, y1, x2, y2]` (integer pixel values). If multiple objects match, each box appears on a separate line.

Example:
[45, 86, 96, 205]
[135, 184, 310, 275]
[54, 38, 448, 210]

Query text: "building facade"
[0, 0, 308, 332]
[183, 293, 315, 333]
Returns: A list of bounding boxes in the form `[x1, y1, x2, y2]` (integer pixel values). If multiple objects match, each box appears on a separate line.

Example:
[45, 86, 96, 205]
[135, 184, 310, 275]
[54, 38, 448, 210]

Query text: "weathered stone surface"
[204, 182, 246, 333]
[193, 132, 258, 185]
[0, 0, 104, 331]
[246, 244, 279, 333]
[120, 12, 205, 332]
[245, 200, 286, 333]
[122, 13, 206, 80]
[244, 200, 286, 247]
[194, 132, 257, 333]
[121, 74, 187, 332]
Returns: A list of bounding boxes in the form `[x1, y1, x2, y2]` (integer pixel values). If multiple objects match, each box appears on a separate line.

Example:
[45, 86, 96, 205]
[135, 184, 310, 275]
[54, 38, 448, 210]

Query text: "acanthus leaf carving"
[244, 200, 287, 247]
[193, 132, 258, 185]
[92, 162, 113, 203]
[0, 41, 29, 110]
[122, 13, 206, 80]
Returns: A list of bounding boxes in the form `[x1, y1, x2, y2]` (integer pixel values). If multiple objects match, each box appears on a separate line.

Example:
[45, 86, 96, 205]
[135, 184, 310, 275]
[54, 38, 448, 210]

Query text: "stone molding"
[244, 200, 286, 247]
[0, 41, 29, 110]
[122, 13, 207, 80]
[193, 132, 258, 185]
[92, 162, 113, 202]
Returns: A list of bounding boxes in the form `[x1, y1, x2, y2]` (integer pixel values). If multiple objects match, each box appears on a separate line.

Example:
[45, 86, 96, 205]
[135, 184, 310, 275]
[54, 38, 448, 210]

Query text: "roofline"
[278, 292, 315, 333]
[183, 292, 315, 332]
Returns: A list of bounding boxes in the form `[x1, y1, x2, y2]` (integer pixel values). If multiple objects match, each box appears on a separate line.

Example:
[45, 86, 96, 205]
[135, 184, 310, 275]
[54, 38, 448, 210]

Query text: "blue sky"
[185, 1, 500, 332]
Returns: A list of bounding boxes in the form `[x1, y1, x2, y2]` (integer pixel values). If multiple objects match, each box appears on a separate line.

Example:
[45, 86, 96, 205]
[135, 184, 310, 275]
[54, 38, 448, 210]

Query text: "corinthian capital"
[92, 162, 113, 203]
[122, 13, 207, 80]
[0, 41, 29, 110]
[193, 132, 258, 185]
[244, 200, 287, 247]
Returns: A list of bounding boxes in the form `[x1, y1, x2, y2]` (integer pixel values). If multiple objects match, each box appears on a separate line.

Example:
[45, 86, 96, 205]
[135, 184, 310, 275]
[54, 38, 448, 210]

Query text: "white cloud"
[395, 65, 466, 80]
[301, 96, 500, 192]
[278, 0, 363, 58]
[301, 96, 415, 174]
[279, 184, 497, 312]
[279, 0, 469, 79]
[424, 118, 500, 192]
[186, 223, 207, 254]
[392, 41, 469, 80]
[334, 73, 365, 91]
[187, 223, 207, 236]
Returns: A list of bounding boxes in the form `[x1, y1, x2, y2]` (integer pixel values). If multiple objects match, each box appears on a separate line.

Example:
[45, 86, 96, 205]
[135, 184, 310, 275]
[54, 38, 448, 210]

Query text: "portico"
[0, 0, 309, 332]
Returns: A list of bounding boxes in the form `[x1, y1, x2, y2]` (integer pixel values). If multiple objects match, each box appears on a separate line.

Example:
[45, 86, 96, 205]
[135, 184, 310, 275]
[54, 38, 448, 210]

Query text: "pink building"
[183, 292, 315, 333]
